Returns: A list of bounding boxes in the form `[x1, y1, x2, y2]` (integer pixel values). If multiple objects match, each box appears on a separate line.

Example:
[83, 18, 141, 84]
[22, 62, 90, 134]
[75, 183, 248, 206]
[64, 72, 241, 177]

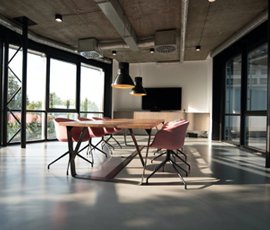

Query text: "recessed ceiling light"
[150, 48, 155, 54]
[112, 50, 117, 56]
[55, 14, 63, 23]
[208, 0, 216, 2]
[195, 45, 201, 51]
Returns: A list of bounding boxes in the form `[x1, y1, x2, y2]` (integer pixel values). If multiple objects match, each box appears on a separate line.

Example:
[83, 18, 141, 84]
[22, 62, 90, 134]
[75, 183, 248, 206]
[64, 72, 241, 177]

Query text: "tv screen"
[142, 87, 182, 111]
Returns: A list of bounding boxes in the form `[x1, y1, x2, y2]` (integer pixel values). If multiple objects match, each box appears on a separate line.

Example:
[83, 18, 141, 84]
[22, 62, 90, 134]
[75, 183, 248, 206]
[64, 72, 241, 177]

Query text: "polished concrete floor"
[0, 137, 270, 230]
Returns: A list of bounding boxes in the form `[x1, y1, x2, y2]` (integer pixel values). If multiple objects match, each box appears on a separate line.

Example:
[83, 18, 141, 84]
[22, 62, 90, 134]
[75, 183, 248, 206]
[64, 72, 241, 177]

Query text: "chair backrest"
[150, 120, 189, 150]
[77, 117, 105, 137]
[54, 117, 90, 142]
[162, 119, 186, 130]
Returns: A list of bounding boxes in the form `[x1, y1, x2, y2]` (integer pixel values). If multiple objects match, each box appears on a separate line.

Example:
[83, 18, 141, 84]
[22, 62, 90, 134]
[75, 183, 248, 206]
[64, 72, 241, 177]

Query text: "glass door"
[245, 43, 267, 151]
[224, 55, 241, 145]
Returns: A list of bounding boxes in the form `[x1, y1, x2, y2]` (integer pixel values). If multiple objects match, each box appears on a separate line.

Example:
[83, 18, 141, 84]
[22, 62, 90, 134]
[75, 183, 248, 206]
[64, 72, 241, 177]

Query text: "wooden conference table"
[59, 118, 164, 184]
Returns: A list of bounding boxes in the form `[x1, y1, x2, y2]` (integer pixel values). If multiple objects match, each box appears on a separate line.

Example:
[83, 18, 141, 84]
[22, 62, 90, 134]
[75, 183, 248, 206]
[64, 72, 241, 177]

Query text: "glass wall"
[49, 59, 77, 110]
[1, 42, 108, 146]
[224, 55, 241, 144]
[7, 46, 47, 143]
[7, 45, 23, 143]
[26, 50, 46, 141]
[245, 43, 268, 151]
[80, 63, 105, 118]
[221, 43, 268, 152]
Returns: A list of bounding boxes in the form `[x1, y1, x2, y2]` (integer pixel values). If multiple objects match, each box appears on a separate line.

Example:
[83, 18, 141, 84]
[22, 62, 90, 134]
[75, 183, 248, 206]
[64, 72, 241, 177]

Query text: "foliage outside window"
[80, 64, 105, 113]
[49, 59, 77, 109]
[4, 46, 107, 144]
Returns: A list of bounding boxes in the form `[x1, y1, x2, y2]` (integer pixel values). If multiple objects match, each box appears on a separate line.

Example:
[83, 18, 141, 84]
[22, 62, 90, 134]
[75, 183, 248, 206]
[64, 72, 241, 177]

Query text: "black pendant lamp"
[111, 62, 134, 89]
[130, 77, 147, 96]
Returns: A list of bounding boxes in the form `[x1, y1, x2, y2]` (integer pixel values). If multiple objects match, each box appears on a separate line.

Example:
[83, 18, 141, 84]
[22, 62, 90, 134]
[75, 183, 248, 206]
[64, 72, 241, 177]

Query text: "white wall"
[112, 59, 212, 113]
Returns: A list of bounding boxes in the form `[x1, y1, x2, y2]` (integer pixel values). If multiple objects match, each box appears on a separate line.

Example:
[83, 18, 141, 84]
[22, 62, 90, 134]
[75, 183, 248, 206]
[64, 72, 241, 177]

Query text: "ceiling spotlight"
[112, 50, 117, 56]
[150, 48, 155, 54]
[208, 0, 216, 2]
[55, 14, 63, 23]
[195, 45, 201, 51]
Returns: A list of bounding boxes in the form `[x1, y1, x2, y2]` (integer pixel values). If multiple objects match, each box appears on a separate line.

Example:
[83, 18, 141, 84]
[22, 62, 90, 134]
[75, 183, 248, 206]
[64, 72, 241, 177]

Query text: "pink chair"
[146, 120, 190, 189]
[77, 117, 108, 158]
[48, 117, 93, 175]
[152, 119, 188, 160]
[92, 117, 122, 149]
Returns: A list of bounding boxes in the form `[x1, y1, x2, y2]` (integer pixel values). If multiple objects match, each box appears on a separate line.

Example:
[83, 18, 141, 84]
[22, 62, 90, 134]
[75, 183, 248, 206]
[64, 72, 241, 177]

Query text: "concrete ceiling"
[0, 0, 267, 63]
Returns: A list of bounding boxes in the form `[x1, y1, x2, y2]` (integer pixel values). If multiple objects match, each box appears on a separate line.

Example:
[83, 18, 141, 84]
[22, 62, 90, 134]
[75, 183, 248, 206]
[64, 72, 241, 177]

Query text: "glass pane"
[27, 51, 46, 110]
[26, 112, 45, 141]
[8, 46, 22, 110]
[47, 113, 78, 139]
[49, 59, 76, 109]
[7, 111, 21, 143]
[225, 55, 241, 114]
[80, 64, 105, 112]
[79, 112, 104, 119]
[247, 43, 268, 111]
[246, 116, 266, 151]
[224, 115, 240, 144]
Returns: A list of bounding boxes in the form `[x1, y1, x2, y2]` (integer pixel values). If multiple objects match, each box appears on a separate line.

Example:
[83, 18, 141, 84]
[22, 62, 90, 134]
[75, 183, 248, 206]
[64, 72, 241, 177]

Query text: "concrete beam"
[95, 0, 139, 51]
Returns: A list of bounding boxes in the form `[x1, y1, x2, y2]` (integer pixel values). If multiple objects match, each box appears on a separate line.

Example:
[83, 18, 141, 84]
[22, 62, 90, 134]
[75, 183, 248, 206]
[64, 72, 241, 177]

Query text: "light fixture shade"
[130, 77, 147, 96]
[55, 14, 63, 22]
[111, 62, 134, 89]
[195, 45, 201, 51]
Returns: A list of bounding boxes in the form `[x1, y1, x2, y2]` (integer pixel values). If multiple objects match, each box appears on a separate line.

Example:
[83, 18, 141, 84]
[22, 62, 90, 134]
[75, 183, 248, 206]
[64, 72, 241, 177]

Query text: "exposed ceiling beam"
[180, 0, 189, 63]
[95, 0, 139, 51]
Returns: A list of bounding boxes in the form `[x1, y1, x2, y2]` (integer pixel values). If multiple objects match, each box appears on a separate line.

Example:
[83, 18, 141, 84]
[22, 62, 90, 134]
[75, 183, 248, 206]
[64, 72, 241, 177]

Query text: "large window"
[27, 51, 46, 110]
[224, 55, 241, 144]
[49, 59, 77, 110]
[7, 46, 47, 143]
[7, 46, 23, 143]
[80, 64, 105, 117]
[26, 50, 46, 141]
[245, 43, 268, 151]
[1, 34, 110, 146]
[247, 43, 267, 111]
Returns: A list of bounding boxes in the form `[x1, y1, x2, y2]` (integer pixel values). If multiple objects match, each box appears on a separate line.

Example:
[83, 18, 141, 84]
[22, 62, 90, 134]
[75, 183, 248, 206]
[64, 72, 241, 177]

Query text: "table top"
[58, 118, 164, 129]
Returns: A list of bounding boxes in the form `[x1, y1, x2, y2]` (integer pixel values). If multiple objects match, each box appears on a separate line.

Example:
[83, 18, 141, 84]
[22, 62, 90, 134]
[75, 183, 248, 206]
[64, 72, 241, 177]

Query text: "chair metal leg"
[110, 135, 122, 148]
[170, 158, 188, 176]
[177, 149, 187, 160]
[90, 143, 108, 157]
[108, 134, 122, 148]
[49, 143, 91, 172]
[105, 134, 122, 149]
[77, 153, 93, 166]
[88, 139, 108, 157]
[172, 152, 191, 172]
[151, 150, 166, 163]
[48, 150, 69, 169]
[102, 137, 115, 150]
[146, 150, 189, 188]
[146, 156, 168, 184]
[48, 142, 93, 175]
[170, 161, 187, 190]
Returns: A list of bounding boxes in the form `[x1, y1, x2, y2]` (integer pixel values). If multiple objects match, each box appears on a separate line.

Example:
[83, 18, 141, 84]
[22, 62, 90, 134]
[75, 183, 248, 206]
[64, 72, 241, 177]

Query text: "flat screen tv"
[142, 87, 182, 111]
